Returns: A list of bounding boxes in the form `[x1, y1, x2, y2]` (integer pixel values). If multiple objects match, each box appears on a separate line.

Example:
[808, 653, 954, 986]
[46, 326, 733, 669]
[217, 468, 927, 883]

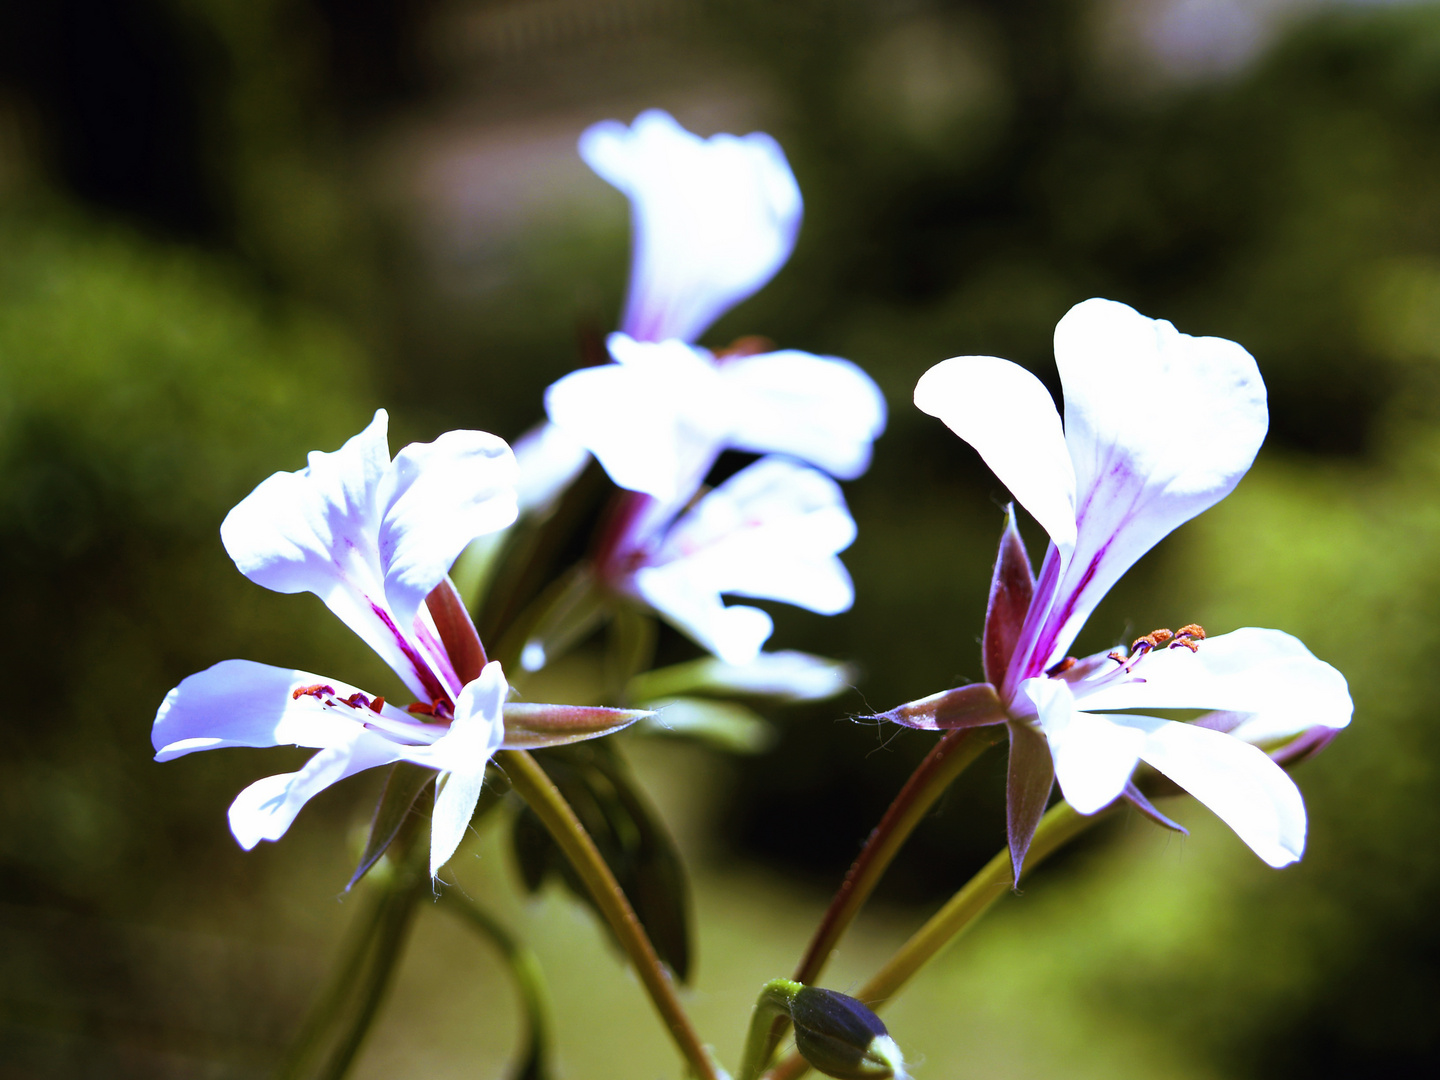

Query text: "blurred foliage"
[8, 0, 1440, 1077]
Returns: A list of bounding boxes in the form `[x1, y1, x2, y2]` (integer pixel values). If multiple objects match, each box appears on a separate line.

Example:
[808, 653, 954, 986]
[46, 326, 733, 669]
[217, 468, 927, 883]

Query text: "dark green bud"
[790, 987, 909, 1080]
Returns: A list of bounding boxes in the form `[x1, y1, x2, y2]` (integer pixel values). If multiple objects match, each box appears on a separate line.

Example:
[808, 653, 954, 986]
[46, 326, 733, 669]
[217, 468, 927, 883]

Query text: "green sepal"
[347, 761, 436, 892]
[501, 702, 652, 750]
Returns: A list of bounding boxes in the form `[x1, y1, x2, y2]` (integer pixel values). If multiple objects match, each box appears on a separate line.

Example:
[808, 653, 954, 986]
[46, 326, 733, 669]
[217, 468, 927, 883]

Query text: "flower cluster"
[155, 109, 1349, 935]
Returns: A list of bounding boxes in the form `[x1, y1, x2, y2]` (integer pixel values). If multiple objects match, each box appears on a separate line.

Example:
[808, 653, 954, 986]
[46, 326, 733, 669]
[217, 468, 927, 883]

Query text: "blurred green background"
[4, 0, 1440, 1076]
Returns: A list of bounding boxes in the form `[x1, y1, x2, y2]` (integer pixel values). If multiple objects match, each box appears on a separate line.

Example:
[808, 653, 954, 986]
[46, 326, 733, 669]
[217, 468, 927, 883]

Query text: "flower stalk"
[762, 801, 1104, 1080]
[497, 748, 720, 1080]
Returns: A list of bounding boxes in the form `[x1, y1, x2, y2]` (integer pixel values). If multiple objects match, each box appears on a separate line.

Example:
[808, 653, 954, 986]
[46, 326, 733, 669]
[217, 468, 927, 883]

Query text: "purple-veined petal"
[720, 349, 887, 479]
[1030, 299, 1267, 668]
[1109, 713, 1307, 867]
[152, 659, 434, 762]
[544, 336, 726, 503]
[228, 732, 407, 849]
[1073, 628, 1352, 742]
[580, 109, 802, 344]
[379, 430, 518, 633]
[219, 411, 517, 702]
[914, 356, 1077, 551]
[404, 662, 508, 877]
[1027, 677, 1145, 815]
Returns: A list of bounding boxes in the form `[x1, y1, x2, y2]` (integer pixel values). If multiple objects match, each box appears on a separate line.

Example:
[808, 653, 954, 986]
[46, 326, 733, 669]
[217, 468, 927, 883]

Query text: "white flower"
[892, 299, 1352, 873]
[546, 333, 886, 508]
[581, 109, 803, 345]
[153, 411, 639, 878]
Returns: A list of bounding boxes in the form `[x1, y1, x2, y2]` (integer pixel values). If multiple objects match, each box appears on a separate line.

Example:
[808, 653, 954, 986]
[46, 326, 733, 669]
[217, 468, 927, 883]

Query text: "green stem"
[793, 726, 1003, 985]
[441, 892, 554, 1080]
[315, 882, 424, 1080]
[763, 801, 1105, 1080]
[737, 980, 803, 1080]
[498, 749, 720, 1080]
[748, 728, 1001, 1075]
[277, 826, 428, 1080]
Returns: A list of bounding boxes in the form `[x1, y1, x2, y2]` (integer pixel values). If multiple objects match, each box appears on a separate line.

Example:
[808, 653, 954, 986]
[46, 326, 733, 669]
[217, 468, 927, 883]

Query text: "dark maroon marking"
[371, 602, 449, 704]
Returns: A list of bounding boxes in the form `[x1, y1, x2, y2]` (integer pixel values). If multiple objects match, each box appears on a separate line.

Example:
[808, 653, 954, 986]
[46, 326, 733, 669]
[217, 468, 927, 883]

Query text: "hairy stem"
[498, 749, 720, 1080]
[737, 980, 803, 1080]
[764, 801, 1104, 1080]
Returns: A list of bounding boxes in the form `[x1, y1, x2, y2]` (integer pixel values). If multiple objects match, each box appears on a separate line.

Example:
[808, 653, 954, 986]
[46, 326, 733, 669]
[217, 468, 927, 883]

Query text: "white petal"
[513, 421, 591, 516]
[379, 428, 518, 631]
[1034, 299, 1267, 664]
[405, 662, 508, 877]
[227, 733, 405, 849]
[632, 651, 853, 702]
[153, 659, 419, 762]
[1074, 628, 1353, 742]
[1027, 678, 1145, 814]
[635, 457, 856, 640]
[581, 110, 802, 344]
[544, 336, 725, 503]
[219, 411, 516, 701]
[720, 349, 887, 479]
[914, 356, 1077, 551]
[1111, 714, 1307, 867]
[632, 571, 775, 665]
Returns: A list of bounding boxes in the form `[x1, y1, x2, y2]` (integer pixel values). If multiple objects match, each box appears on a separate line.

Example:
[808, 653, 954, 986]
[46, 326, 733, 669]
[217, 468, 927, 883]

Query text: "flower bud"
[789, 987, 909, 1080]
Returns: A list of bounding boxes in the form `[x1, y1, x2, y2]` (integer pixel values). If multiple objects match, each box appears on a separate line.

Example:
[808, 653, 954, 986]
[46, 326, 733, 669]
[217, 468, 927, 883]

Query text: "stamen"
[368, 696, 386, 713]
[1130, 628, 1174, 653]
[406, 701, 436, 716]
[1046, 657, 1077, 676]
[340, 692, 371, 710]
[1170, 624, 1206, 652]
[292, 683, 335, 700]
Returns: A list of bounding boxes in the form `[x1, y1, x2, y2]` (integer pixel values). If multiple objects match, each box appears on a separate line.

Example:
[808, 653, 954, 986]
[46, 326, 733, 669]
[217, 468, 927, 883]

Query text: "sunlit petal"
[721, 349, 887, 479]
[545, 336, 724, 502]
[380, 429, 518, 631]
[1033, 299, 1267, 664]
[581, 109, 802, 344]
[1110, 714, 1307, 868]
[228, 733, 405, 849]
[1075, 628, 1353, 742]
[1027, 678, 1145, 814]
[915, 355, 1077, 551]
[152, 659, 422, 762]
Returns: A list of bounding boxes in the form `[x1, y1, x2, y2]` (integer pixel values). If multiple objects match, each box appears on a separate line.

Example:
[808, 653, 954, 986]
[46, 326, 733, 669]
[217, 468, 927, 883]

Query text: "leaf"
[636, 697, 777, 754]
[509, 743, 693, 981]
